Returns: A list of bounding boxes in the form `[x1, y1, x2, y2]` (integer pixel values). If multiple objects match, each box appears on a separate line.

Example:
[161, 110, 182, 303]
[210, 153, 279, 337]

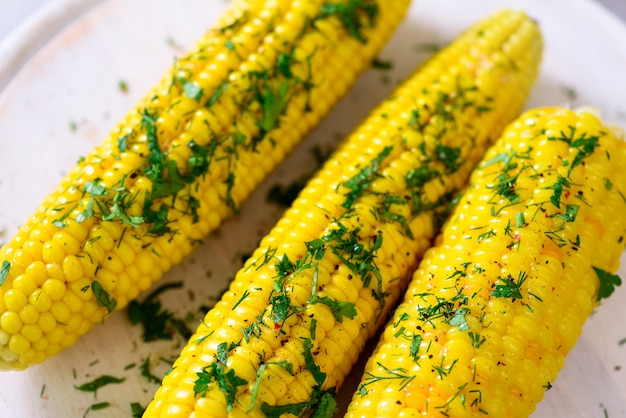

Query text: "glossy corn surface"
[143, 9, 542, 417]
[345, 107, 626, 418]
[0, 0, 410, 370]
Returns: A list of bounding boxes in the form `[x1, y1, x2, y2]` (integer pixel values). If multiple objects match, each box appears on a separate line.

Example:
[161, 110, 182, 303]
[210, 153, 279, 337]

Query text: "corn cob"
[0, 0, 412, 370]
[142, 10, 542, 417]
[345, 106, 626, 418]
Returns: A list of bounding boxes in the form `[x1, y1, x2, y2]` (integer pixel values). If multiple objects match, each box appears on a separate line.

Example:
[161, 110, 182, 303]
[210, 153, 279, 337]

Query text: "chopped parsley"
[127, 281, 192, 342]
[319, 0, 379, 44]
[490, 272, 527, 300]
[194, 348, 246, 411]
[140, 355, 162, 384]
[448, 307, 470, 331]
[205, 82, 228, 108]
[83, 402, 111, 417]
[593, 267, 622, 301]
[182, 80, 203, 102]
[0, 260, 10, 286]
[341, 146, 393, 209]
[372, 57, 393, 70]
[309, 295, 357, 323]
[92, 280, 117, 314]
[130, 402, 145, 418]
[247, 361, 293, 412]
[257, 80, 291, 134]
[75, 375, 125, 396]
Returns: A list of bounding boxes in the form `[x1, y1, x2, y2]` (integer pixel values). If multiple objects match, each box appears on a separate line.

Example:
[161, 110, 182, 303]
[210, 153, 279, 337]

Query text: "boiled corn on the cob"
[345, 107, 626, 418]
[0, 0, 411, 370]
[143, 10, 542, 417]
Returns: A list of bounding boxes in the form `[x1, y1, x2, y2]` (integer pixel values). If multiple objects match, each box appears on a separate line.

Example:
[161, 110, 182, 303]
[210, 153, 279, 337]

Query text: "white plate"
[1, 0, 626, 417]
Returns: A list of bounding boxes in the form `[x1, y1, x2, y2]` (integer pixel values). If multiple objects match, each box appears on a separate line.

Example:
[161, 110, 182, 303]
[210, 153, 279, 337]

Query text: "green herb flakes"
[92, 280, 117, 314]
[0, 261, 10, 286]
[593, 266, 622, 301]
[83, 402, 111, 417]
[75, 375, 125, 396]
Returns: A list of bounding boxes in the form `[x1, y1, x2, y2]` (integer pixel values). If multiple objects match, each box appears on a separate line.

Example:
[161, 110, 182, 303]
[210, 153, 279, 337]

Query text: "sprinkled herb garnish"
[266, 181, 306, 207]
[92, 280, 117, 314]
[448, 307, 470, 331]
[206, 82, 228, 108]
[130, 402, 145, 418]
[358, 362, 415, 394]
[139, 355, 162, 384]
[547, 126, 599, 176]
[194, 343, 246, 411]
[372, 57, 393, 70]
[75, 375, 125, 396]
[261, 339, 336, 416]
[555, 204, 579, 222]
[560, 85, 577, 100]
[341, 146, 393, 209]
[127, 281, 192, 341]
[0, 261, 10, 286]
[117, 133, 130, 153]
[247, 361, 293, 412]
[593, 267, 622, 301]
[310, 295, 357, 323]
[406, 166, 439, 188]
[435, 143, 461, 173]
[276, 51, 294, 79]
[490, 272, 527, 300]
[319, 0, 379, 44]
[515, 211, 525, 227]
[416, 288, 467, 326]
[477, 229, 496, 243]
[257, 80, 291, 134]
[181, 80, 203, 102]
[469, 332, 486, 348]
[83, 402, 111, 417]
[410, 334, 422, 361]
[414, 41, 445, 53]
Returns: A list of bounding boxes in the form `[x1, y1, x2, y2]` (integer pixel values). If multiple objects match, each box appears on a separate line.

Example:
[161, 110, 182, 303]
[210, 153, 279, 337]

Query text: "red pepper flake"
[274, 323, 282, 330]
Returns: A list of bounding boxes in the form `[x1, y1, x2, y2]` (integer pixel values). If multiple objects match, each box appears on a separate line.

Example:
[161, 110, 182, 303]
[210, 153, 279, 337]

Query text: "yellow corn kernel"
[36, 313, 56, 335]
[18, 305, 39, 325]
[0, 0, 408, 370]
[49, 301, 71, 324]
[41, 279, 65, 302]
[20, 324, 43, 343]
[345, 107, 626, 417]
[4, 290, 27, 312]
[61, 255, 83, 282]
[8, 334, 29, 355]
[143, 9, 542, 417]
[41, 241, 65, 265]
[29, 289, 52, 313]
[1, 312, 21, 335]
[11, 275, 37, 296]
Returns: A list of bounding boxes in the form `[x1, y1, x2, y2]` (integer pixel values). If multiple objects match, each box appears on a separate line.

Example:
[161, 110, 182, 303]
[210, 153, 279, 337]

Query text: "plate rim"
[0, 0, 105, 95]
